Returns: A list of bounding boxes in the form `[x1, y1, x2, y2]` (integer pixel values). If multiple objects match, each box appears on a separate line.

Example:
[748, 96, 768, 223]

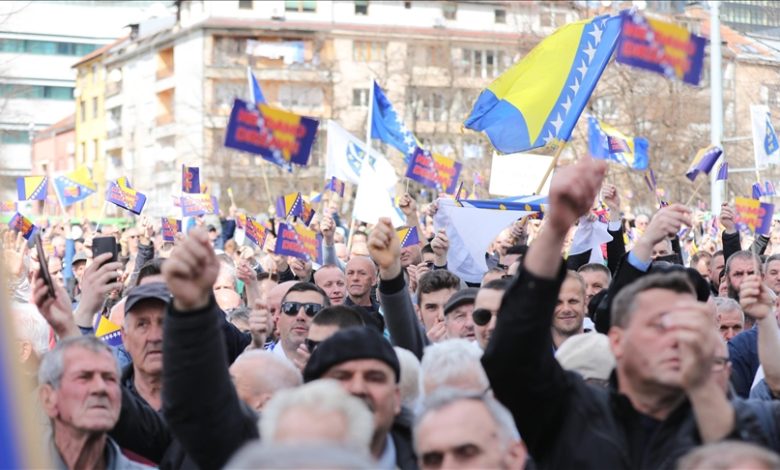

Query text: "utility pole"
[710, 1, 724, 211]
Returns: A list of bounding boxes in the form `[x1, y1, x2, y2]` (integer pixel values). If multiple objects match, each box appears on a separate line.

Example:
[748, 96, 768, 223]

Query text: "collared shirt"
[377, 433, 397, 470]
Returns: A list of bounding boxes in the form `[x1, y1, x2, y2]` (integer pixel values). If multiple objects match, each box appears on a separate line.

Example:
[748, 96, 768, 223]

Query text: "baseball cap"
[124, 282, 170, 315]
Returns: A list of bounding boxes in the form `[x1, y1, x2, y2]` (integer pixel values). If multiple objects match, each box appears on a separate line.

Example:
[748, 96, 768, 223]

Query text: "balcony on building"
[208, 35, 330, 83]
[156, 47, 174, 80]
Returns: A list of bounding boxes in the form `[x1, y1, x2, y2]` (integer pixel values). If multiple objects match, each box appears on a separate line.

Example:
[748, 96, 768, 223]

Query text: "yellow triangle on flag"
[95, 315, 121, 337]
[66, 165, 97, 191]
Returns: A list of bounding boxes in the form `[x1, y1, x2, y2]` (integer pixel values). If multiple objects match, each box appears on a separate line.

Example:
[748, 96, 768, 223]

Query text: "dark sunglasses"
[472, 308, 493, 326]
[281, 301, 323, 317]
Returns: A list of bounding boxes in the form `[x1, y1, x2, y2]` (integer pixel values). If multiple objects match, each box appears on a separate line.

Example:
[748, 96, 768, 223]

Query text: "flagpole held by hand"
[685, 178, 707, 207]
[535, 142, 567, 195]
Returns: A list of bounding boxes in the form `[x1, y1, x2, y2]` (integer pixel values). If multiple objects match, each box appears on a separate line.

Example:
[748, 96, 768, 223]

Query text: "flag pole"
[685, 178, 708, 206]
[535, 142, 566, 195]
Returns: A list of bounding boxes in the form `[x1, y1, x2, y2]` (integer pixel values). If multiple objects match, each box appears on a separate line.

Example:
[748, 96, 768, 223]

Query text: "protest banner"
[405, 147, 441, 190]
[224, 98, 319, 170]
[432, 153, 463, 195]
[245, 217, 268, 247]
[8, 213, 36, 240]
[274, 222, 322, 263]
[735, 197, 774, 235]
[106, 179, 146, 215]
[161, 218, 181, 242]
[180, 193, 219, 217]
[616, 11, 706, 86]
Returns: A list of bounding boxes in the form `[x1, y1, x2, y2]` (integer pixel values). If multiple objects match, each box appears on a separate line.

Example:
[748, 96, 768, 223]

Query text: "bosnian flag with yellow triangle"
[53, 165, 97, 207]
[94, 315, 123, 347]
[16, 176, 48, 201]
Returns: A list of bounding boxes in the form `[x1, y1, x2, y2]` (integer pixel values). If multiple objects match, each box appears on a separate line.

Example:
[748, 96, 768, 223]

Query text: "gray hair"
[11, 302, 50, 356]
[232, 349, 302, 393]
[259, 379, 374, 451]
[611, 272, 695, 328]
[677, 441, 780, 470]
[38, 335, 119, 389]
[394, 346, 422, 411]
[225, 443, 375, 469]
[713, 297, 744, 320]
[421, 339, 488, 394]
[414, 388, 520, 455]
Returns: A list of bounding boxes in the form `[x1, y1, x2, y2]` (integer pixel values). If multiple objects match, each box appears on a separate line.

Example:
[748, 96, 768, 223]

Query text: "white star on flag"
[543, 130, 556, 145]
[570, 78, 580, 94]
[562, 96, 572, 113]
[583, 43, 597, 63]
[589, 25, 603, 44]
[551, 114, 564, 133]
[577, 60, 588, 79]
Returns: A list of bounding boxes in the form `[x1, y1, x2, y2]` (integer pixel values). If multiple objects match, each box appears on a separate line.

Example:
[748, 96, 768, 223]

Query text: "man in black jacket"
[482, 156, 771, 469]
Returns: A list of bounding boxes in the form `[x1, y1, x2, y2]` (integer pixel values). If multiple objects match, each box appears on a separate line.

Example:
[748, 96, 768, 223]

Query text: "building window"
[80, 99, 86, 122]
[353, 41, 386, 62]
[157, 47, 174, 80]
[0, 130, 29, 144]
[355, 0, 368, 15]
[0, 84, 74, 100]
[540, 12, 552, 27]
[442, 2, 457, 20]
[0, 38, 100, 56]
[279, 84, 323, 108]
[92, 97, 98, 119]
[285, 1, 316, 12]
[404, 1, 412, 8]
[410, 45, 448, 68]
[238, 0, 253, 9]
[495, 9, 506, 24]
[459, 48, 508, 78]
[352, 88, 369, 107]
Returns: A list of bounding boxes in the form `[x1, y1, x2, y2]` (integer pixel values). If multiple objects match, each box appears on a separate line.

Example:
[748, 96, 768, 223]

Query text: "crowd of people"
[10, 155, 780, 469]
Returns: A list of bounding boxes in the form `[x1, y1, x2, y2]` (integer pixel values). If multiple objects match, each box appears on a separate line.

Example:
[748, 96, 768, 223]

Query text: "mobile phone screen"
[34, 232, 56, 298]
[92, 236, 118, 264]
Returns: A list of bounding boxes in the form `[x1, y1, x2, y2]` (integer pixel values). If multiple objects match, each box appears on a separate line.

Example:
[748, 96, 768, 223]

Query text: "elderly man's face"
[415, 399, 526, 470]
[122, 300, 166, 376]
[40, 346, 121, 433]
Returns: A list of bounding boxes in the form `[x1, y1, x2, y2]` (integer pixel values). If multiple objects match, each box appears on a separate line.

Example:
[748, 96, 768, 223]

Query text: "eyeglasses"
[281, 301, 323, 317]
[472, 309, 494, 326]
[305, 338, 321, 352]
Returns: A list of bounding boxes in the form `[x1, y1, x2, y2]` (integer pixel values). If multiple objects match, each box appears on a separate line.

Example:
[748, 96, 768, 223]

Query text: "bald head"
[345, 256, 376, 303]
[229, 349, 302, 411]
[215, 288, 242, 311]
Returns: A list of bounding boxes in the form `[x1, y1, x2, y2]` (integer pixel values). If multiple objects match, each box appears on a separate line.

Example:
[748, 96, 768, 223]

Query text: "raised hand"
[546, 157, 608, 236]
[663, 301, 719, 392]
[2, 230, 28, 280]
[73, 253, 123, 327]
[398, 193, 417, 219]
[32, 270, 80, 338]
[426, 319, 447, 344]
[320, 214, 336, 245]
[289, 257, 312, 281]
[740, 275, 776, 320]
[430, 229, 449, 267]
[368, 217, 401, 278]
[719, 203, 736, 234]
[162, 228, 220, 311]
[248, 299, 271, 348]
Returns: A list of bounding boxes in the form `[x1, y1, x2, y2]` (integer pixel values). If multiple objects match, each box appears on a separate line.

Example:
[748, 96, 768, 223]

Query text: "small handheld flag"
[247, 66, 267, 105]
[325, 177, 346, 197]
[276, 193, 304, 219]
[396, 226, 420, 248]
[685, 145, 723, 181]
[94, 315, 123, 348]
[716, 162, 728, 181]
[245, 217, 268, 247]
[766, 181, 776, 197]
[53, 165, 96, 207]
[16, 176, 48, 201]
[752, 183, 764, 200]
[182, 166, 201, 194]
[587, 117, 649, 170]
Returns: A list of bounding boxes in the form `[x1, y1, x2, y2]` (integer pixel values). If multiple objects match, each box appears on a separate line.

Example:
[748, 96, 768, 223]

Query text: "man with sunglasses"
[472, 279, 510, 350]
[269, 283, 330, 365]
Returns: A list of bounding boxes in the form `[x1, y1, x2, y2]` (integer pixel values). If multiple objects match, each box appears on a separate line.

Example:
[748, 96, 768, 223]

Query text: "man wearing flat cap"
[442, 288, 478, 342]
[121, 282, 170, 411]
[304, 326, 418, 470]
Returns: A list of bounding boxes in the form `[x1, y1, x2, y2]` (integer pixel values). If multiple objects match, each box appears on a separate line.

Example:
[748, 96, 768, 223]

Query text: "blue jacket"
[729, 327, 759, 399]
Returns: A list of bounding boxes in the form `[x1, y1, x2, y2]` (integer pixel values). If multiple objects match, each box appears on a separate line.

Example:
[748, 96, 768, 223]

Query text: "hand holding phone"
[92, 236, 118, 265]
[34, 232, 56, 299]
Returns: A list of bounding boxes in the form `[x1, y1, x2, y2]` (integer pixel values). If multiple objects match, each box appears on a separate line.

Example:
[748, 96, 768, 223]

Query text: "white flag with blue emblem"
[325, 120, 397, 189]
[751, 105, 780, 169]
